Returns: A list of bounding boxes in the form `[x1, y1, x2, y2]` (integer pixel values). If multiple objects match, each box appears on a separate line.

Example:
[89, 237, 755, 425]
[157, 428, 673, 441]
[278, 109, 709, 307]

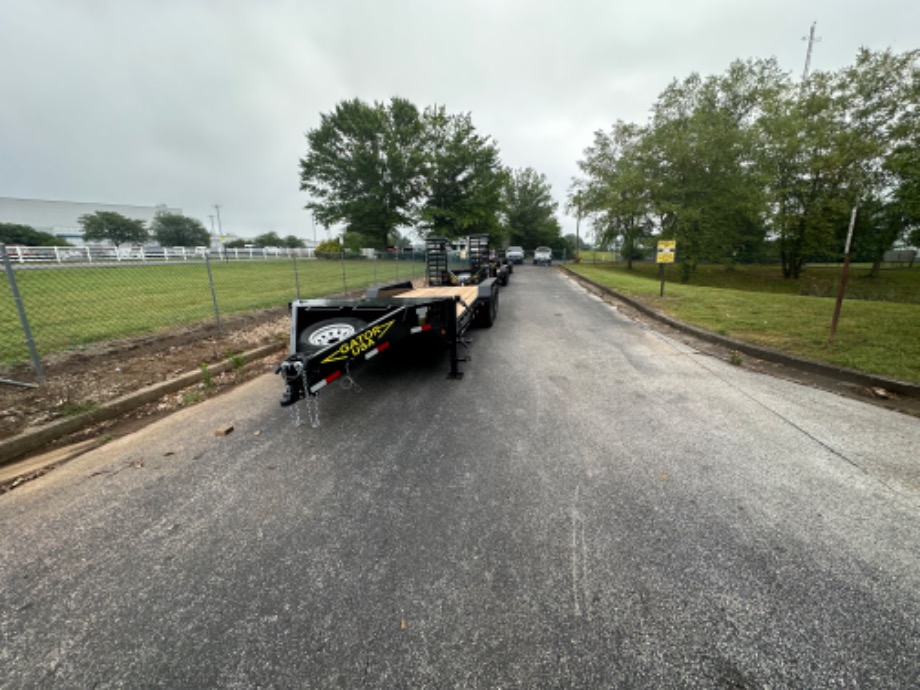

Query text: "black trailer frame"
[276, 236, 503, 407]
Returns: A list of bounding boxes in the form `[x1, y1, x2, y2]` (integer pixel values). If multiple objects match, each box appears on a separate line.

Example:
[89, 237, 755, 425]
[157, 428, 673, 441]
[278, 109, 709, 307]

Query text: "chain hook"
[339, 362, 362, 393]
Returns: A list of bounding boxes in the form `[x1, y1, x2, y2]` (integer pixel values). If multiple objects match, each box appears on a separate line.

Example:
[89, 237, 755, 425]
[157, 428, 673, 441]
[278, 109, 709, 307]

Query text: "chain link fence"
[1, 244, 426, 386]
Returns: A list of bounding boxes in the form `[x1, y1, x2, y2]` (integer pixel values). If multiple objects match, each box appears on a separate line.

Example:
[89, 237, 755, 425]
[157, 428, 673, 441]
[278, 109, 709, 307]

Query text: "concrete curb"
[564, 267, 920, 399]
[0, 342, 285, 468]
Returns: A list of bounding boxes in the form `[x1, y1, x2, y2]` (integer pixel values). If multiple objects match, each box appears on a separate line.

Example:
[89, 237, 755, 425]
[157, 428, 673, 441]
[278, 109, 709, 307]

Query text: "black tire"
[297, 317, 367, 355]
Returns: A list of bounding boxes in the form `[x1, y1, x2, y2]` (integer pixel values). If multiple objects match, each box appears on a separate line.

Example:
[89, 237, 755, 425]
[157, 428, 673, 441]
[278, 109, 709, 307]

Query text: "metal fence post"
[292, 254, 302, 299]
[204, 254, 222, 333]
[1, 243, 45, 383]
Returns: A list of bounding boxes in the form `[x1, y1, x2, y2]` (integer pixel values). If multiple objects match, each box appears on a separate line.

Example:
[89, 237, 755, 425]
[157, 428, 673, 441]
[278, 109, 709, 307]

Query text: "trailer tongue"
[275, 236, 506, 420]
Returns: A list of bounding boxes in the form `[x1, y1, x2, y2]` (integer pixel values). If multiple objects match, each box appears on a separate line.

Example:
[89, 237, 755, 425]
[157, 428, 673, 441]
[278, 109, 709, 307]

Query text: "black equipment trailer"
[275, 235, 506, 411]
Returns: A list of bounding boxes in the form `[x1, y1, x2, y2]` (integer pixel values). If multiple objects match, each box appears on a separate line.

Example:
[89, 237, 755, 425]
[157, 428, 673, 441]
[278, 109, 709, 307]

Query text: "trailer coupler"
[275, 357, 307, 407]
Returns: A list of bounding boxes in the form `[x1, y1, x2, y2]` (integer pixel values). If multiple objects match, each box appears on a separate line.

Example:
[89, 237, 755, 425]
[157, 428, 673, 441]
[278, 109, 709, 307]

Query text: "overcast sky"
[2, 0, 917, 243]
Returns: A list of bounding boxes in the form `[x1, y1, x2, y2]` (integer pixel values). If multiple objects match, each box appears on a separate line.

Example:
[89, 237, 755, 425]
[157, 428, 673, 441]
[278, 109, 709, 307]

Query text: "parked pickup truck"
[505, 246, 524, 264]
[534, 246, 552, 265]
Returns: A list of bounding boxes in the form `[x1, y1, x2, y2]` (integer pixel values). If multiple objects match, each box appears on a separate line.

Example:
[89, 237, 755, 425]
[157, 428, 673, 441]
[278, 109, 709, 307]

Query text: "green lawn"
[5, 257, 917, 384]
[569, 263, 920, 384]
[576, 260, 920, 303]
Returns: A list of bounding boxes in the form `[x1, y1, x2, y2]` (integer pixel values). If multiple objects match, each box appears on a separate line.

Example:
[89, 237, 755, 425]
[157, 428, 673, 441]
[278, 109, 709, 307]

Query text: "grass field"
[569, 262, 920, 384]
[577, 260, 920, 303]
[5, 257, 917, 384]
[0, 258, 423, 365]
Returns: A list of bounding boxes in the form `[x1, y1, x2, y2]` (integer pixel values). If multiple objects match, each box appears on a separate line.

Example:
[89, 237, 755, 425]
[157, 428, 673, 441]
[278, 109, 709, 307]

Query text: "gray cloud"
[2, 0, 917, 241]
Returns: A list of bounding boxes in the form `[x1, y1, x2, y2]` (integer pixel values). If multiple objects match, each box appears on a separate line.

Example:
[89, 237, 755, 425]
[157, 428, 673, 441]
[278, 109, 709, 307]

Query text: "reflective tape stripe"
[410, 324, 433, 334]
[309, 370, 341, 394]
[365, 341, 391, 360]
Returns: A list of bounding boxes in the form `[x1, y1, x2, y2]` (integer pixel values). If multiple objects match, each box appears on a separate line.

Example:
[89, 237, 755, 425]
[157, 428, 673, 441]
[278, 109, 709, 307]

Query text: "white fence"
[2, 244, 317, 265]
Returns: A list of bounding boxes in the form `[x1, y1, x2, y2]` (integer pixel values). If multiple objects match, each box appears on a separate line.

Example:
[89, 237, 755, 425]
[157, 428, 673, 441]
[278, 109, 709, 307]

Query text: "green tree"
[341, 230, 365, 251]
[282, 235, 306, 248]
[842, 48, 920, 275]
[79, 211, 148, 246]
[849, 196, 904, 266]
[0, 223, 66, 246]
[645, 60, 778, 279]
[300, 97, 426, 250]
[908, 226, 920, 249]
[758, 72, 850, 277]
[563, 233, 591, 251]
[150, 213, 210, 247]
[315, 238, 343, 257]
[573, 121, 653, 269]
[384, 229, 412, 249]
[253, 231, 284, 247]
[758, 49, 920, 277]
[502, 167, 561, 249]
[418, 107, 506, 244]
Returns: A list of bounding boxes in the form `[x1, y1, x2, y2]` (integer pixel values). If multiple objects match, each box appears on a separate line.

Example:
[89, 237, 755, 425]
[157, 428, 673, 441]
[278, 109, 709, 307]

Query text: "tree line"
[299, 98, 563, 253]
[0, 213, 307, 250]
[571, 48, 920, 279]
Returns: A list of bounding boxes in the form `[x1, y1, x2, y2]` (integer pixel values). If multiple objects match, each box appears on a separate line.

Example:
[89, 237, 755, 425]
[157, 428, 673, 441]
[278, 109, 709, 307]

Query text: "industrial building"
[0, 197, 182, 245]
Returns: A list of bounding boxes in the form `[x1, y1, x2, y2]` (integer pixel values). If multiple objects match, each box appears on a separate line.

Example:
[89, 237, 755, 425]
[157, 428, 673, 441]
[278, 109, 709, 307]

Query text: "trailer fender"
[475, 279, 499, 328]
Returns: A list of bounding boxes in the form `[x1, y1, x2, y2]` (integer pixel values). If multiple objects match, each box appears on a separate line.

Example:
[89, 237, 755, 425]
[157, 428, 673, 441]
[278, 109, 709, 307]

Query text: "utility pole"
[801, 21, 821, 81]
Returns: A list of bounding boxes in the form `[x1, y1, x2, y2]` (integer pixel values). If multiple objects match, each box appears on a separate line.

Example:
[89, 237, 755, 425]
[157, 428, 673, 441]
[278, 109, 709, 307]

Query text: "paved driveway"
[2, 267, 918, 687]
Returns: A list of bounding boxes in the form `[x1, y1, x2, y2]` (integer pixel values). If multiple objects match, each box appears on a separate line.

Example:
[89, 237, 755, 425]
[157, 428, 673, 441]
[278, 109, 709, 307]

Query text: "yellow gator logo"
[321, 320, 395, 363]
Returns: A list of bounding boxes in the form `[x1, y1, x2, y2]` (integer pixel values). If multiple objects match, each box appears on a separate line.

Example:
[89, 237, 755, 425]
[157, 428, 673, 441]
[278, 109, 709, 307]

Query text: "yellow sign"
[656, 240, 676, 264]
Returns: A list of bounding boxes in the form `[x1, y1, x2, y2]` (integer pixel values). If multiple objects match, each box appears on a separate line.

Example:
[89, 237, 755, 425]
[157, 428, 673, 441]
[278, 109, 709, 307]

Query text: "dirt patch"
[1, 309, 290, 456]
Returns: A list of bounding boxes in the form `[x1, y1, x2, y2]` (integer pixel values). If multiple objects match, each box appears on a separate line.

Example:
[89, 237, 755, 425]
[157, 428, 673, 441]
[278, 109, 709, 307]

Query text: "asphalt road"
[2, 266, 919, 688]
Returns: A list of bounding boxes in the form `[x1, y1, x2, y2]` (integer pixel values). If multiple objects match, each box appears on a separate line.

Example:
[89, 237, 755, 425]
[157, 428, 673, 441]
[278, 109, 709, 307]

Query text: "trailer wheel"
[298, 317, 367, 354]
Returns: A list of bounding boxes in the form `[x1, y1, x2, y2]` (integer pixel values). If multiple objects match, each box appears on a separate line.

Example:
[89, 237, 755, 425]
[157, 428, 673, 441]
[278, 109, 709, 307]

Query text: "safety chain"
[304, 394, 321, 428]
[288, 361, 361, 430]
[302, 366, 320, 428]
[339, 362, 362, 393]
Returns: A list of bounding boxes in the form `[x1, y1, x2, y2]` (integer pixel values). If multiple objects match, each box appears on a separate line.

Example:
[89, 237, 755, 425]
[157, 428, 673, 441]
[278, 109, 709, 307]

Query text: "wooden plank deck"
[395, 286, 479, 318]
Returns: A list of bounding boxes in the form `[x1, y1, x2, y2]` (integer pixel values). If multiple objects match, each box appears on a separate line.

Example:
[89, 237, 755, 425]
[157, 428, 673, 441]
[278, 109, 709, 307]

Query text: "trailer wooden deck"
[395, 285, 480, 317]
